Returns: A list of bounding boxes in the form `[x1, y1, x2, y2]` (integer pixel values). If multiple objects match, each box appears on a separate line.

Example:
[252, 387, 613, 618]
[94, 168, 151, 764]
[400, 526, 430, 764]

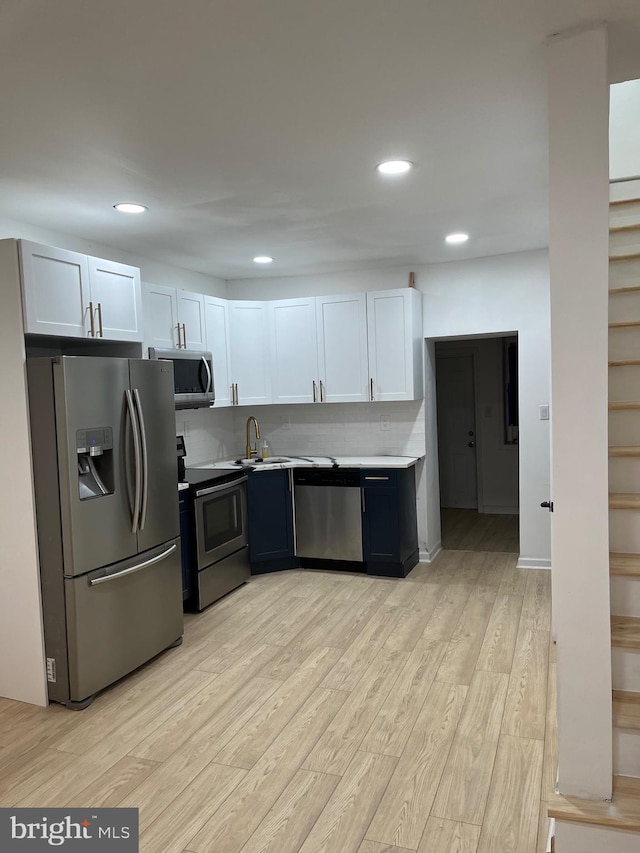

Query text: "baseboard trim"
[420, 542, 442, 563]
[517, 556, 552, 570]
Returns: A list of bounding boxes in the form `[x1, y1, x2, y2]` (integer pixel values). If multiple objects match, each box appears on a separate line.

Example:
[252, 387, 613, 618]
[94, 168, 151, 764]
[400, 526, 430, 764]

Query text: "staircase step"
[609, 321, 640, 328]
[549, 775, 640, 832]
[612, 616, 640, 649]
[611, 553, 640, 575]
[609, 360, 640, 367]
[611, 198, 640, 207]
[613, 691, 640, 730]
[610, 285, 640, 295]
[610, 402, 640, 411]
[611, 224, 640, 234]
[610, 494, 640, 510]
[610, 447, 640, 458]
[611, 253, 640, 263]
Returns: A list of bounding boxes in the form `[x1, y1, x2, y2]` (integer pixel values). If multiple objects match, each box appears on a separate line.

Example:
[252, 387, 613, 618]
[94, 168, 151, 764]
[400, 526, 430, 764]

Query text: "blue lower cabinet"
[247, 469, 298, 574]
[179, 491, 195, 602]
[361, 468, 419, 578]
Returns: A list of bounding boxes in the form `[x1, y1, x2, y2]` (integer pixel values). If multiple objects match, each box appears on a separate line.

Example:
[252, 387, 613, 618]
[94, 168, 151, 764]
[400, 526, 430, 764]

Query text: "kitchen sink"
[233, 456, 292, 467]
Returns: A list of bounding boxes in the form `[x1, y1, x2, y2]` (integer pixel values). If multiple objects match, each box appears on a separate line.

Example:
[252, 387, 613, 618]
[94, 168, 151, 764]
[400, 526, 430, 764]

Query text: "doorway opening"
[435, 335, 519, 553]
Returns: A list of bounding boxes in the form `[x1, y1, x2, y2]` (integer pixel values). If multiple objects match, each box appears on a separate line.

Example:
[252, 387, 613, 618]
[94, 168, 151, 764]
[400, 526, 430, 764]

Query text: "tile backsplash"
[177, 400, 426, 465]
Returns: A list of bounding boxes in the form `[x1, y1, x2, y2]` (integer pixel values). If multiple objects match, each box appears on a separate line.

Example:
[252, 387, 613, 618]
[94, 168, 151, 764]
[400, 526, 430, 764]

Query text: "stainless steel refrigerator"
[27, 356, 183, 709]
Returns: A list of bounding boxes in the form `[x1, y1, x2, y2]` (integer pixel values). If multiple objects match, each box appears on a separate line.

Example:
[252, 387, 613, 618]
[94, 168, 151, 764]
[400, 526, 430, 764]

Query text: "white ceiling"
[1, 0, 640, 280]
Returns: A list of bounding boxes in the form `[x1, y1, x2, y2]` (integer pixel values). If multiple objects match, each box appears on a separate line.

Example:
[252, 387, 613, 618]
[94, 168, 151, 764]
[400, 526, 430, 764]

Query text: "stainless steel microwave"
[149, 348, 215, 409]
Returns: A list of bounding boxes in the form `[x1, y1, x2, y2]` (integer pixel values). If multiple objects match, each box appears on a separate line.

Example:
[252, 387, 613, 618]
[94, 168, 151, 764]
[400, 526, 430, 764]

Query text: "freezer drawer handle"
[364, 476, 390, 480]
[89, 543, 177, 586]
[133, 388, 149, 531]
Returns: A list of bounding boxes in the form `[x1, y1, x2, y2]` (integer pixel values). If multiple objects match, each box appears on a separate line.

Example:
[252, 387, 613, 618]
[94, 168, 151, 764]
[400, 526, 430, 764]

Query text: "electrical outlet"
[380, 415, 390, 431]
[539, 405, 550, 421]
[281, 416, 291, 430]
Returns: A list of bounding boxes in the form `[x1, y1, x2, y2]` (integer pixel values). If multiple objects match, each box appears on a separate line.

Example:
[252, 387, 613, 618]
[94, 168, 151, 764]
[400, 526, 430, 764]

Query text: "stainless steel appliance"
[184, 467, 250, 610]
[27, 356, 183, 709]
[148, 348, 214, 409]
[293, 469, 364, 563]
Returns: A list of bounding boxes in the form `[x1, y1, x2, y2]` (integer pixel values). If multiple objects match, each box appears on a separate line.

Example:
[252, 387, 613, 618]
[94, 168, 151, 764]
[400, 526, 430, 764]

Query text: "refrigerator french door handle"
[201, 356, 212, 394]
[125, 389, 142, 534]
[89, 543, 177, 586]
[133, 388, 149, 531]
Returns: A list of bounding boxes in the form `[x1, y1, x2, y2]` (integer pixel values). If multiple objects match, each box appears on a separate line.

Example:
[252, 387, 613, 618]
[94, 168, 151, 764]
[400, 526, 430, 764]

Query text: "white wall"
[436, 337, 520, 515]
[232, 248, 551, 567]
[0, 241, 47, 705]
[610, 78, 640, 180]
[0, 217, 227, 297]
[548, 24, 612, 799]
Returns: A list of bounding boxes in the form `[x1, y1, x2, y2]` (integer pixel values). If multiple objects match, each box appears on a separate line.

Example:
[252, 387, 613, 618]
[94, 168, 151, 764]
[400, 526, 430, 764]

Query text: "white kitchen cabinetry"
[268, 298, 318, 404]
[228, 301, 272, 406]
[143, 282, 179, 350]
[366, 288, 423, 402]
[20, 241, 143, 342]
[204, 296, 232, 407]
[176, 291, 206, 350]
[316, 293, 369, 403]
[87, 256, 142, 342]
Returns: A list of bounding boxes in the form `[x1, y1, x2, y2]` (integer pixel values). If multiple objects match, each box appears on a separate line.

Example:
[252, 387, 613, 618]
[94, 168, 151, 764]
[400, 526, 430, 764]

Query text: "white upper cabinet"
[20, 241, 91, 338]
[87, 257, 142, 342]
[268, 298, 318, 404]
[366, 288, 423, 402]
[204, 296, 232, 408]
[20, 241, 142, 342]
[316, 293, 369, 403]
[143, 282, 179, 351]
[228, 301, 272, 406]
[176, 291, 206, 351]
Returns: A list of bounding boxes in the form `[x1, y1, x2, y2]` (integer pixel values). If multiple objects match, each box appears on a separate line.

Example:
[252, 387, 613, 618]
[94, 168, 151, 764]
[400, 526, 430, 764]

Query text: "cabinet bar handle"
[181, 323, 187, 348]
[97, 302, 104, 338]
[312, 380, 317, 403]
[235, 383, 239, 405]
[320, 380, 325, 403]
[176, 323, 182, 348]
[370, 378, 374, 401]
[88, 301, 95, 337]
[361, 488, 365, 513]
[364, 476, 390, 481]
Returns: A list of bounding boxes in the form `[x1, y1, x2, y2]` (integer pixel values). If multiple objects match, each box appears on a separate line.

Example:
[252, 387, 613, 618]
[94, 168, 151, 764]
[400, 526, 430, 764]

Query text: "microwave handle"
[201, 356, 212, 393]
[195, 475, 248, 498]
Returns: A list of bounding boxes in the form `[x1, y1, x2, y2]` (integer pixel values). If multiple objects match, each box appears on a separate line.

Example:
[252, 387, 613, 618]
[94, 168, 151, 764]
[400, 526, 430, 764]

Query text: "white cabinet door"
[204, 296, 232, 407]
[142, 283, 179, 351]
[87, 256, 143, 342]
[177, 291, 206, 350]
[269, 298, 318, 404]
[316, 293, 369, 403]
[20, 241, 90, 338]
[366, 288, 423, 401]
[228, 301, 272, 406]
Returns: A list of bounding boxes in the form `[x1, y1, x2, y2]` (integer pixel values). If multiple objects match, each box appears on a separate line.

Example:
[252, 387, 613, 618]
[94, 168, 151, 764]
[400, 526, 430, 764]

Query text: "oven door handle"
[195, 475, 248, 498]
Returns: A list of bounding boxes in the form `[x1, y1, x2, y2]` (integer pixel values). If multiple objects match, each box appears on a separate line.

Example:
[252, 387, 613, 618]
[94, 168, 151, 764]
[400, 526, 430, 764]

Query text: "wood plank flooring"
[440, 508, 519, 553]
[0, 550, 554, 853]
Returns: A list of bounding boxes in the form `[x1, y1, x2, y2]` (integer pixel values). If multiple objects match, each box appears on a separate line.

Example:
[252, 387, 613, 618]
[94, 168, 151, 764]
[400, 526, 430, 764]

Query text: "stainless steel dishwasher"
[293, 469, 363, 562]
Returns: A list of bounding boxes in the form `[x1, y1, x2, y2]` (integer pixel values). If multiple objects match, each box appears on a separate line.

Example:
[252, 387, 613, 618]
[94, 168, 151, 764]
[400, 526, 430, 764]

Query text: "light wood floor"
[0, 550, 554, 853]
[441, 508, 520, 553]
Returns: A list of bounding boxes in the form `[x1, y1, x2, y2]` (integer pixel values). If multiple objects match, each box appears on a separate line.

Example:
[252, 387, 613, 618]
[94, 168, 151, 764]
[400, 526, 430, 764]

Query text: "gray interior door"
[56, 357, 138, 575]
[129, 359, 180, 553]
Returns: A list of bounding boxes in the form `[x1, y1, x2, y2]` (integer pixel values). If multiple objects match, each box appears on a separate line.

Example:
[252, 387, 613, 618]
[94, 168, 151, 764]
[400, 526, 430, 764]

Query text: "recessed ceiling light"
[376, 160, 413, 176]
[253, 256, 274, 264]
[114, 203, 148, 214]
[445, 232, 469, 244]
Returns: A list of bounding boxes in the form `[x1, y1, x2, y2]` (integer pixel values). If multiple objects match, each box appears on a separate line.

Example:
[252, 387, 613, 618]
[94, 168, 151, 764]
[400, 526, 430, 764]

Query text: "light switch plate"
[380, 415, 390, 431]
[539, 405, 550, 420]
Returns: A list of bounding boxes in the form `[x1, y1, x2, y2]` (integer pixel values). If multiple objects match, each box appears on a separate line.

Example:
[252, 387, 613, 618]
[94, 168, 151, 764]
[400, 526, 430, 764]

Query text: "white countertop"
[190, 455, 422, 472]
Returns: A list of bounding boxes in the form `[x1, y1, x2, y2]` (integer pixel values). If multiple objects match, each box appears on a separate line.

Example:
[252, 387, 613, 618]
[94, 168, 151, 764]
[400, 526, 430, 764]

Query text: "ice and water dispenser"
[76, 427, 114, 500]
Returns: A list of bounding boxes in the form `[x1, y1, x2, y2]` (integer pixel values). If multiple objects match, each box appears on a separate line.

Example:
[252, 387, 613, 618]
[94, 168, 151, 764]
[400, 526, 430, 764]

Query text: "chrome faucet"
[245, 415, 261, 460]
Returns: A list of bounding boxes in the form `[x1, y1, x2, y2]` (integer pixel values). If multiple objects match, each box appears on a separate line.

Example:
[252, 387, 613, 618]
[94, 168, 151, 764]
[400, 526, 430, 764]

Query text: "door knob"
[468, 441, 475, 448]
[540, 501, 554, 512]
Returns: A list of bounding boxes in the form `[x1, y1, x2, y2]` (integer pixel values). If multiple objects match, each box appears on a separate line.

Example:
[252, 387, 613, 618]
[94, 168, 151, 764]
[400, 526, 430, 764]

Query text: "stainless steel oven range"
[183, 467, 250, 610]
